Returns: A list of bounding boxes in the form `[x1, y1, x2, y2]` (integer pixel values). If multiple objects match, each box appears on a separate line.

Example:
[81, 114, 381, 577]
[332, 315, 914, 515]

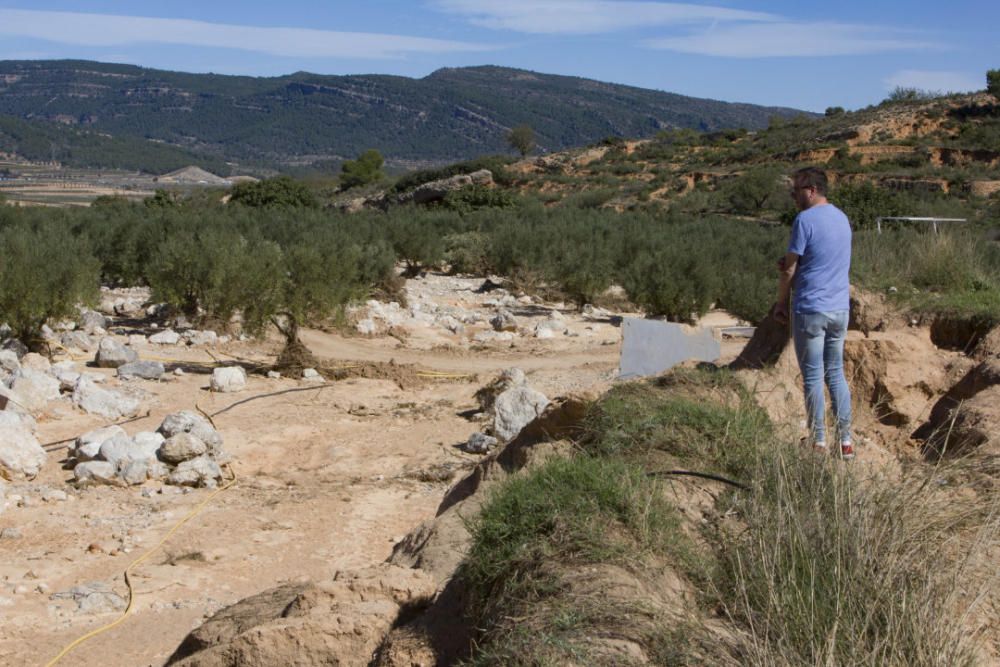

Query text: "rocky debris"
[98, 286, 149, 317]
[494, 385, 550, 442]
[51, 581, 126, 613]
[356, 319, 378, 335]
[79, 309, 108, 333]
[166, 565, 435, 666]
[185, 330, 219, 346]
[210, 367, 246, 393]
[149, 329, 181, 345]
[534, 317, 568, 339]
[117, 360, 165, 380]
[582, 304, 613, 320]
[72, 410, 226, 488]
[0, 411, 46, 479]
[72, 377, 141, 420]
[489, 309, 518, 332]
[94, 337, 138, 368]
[473, 331, 515, 344]
[463, 432, 498, 454]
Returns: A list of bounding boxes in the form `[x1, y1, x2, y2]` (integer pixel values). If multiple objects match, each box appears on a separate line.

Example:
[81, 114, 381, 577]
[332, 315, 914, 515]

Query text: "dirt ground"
[4, 270, 955, 666]
[0, 273, 682, 666]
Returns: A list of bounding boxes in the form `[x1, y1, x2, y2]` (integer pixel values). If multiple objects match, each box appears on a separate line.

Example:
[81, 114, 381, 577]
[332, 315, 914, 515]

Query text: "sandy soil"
[0, 273, 675, 666]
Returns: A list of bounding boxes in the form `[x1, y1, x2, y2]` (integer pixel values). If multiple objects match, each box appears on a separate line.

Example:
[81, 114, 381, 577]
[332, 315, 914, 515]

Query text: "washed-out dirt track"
[0, 316, 625, 666]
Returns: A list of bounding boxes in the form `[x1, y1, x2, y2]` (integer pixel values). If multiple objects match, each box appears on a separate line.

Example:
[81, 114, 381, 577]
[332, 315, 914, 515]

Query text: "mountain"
[0, 60, 810, 171]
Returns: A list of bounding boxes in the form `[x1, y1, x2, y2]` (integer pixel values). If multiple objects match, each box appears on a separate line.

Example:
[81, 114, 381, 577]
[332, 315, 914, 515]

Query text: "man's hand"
[776, 255, 787, 272]
[772, 301, 790, 325]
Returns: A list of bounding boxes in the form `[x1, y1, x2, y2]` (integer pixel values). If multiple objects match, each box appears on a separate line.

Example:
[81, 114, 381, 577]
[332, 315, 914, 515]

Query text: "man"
[773, 167, 854, 459]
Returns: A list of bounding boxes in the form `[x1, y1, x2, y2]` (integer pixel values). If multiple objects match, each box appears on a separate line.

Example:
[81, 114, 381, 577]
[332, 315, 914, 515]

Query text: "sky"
[0, 1, 996, 112]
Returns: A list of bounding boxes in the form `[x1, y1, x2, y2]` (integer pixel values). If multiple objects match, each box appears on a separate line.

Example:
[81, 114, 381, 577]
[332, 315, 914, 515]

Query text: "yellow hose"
[43, 465, 238, 667]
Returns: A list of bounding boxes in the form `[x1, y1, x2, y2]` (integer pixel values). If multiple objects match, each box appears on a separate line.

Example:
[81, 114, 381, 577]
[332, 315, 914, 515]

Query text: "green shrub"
[339, 149, 385, 190]
[0, 220, 99, 347]
[230, 176, 317, 208]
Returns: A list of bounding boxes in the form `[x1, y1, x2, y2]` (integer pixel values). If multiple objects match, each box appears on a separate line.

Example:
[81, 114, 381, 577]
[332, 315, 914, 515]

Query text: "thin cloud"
[0, 9, 492, 59]
[646, 22, 940, 57]
[430, 0, 776, 34]
[885, 70, 982, 93]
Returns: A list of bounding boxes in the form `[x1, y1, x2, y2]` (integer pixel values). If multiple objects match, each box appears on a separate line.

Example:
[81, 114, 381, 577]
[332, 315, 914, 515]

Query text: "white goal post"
[874, 216, 967, 234]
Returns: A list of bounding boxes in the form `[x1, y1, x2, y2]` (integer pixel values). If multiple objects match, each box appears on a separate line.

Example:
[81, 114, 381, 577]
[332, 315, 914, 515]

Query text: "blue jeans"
[792, 310, 852, 445]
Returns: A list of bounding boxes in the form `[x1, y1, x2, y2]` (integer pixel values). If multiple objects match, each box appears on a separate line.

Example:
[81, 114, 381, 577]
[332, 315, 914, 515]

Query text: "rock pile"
[71, 410, 228, 488]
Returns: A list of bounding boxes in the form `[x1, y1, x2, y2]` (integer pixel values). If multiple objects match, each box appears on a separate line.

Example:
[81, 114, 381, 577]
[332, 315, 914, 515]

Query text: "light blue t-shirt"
[787, 203, 852, 314]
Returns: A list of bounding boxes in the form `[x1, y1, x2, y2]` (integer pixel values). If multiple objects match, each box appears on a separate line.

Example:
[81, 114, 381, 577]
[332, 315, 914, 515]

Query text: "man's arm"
[773, 252, 799, 324]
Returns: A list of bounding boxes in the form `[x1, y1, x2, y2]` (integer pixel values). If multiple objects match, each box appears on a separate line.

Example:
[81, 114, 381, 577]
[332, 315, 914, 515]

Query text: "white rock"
[72, 377, 141, 420]
[94, 338, 138, 368]
[174, 368, 185, 376]
[98, 434, 137, 468]
[355, 319, 377, 335]
[185, 330, 218, 346]
[463, 432, 499, 454]
[302, 368, 322, 382]
[490, 309, 518, 332]
[266, 371, 281, 379]
[73, 461, 118, 486]
[74, 425, 127, 461]
[157, 411, 222, 451]
[9, 369, 61, 413]
[0, 350, 19, 374]
[158, 433, 207, 464]
[79, 310, 108, 333]
[120, 460, 149, 486]
[127, 334, 147, 347]
[494, 386, 549, 442]
[20, 353, 51, 372]
[149, 330, 181, 345]
[474, 331, 515, 343]
[210, 366, 246, 393]
[116, 361, 165, 380]
[0, 411, 46, 478]
[168, 456, 222, 487]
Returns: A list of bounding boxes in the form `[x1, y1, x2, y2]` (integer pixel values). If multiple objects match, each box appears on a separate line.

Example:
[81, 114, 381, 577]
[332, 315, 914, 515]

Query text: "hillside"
[0, 60, 808, 169]
[454, 91, 1000, 220]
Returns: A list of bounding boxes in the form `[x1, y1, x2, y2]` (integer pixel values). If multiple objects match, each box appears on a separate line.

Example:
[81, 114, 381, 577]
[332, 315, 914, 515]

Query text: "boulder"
[73, 461, 119, 486]
[79, 310, 108, 333]
[168, 455, 222, 487]
[159, 433, 208, 464]
[120, 460, 150, 486]
[149, 329, 181, 345]
[2, 338, 29, 359]
[302, 368, 323, 382]
[94, 337, 138, 369]
[494, 385, 550, 442]
[490, 309, 518, 332]
[158, 411, 223, 452]
[474, 367, 527, 412]
[72, 377, 141, 420]
[210, 367, 246, 393]
[8, 369, 61, 414]
[534, 318, 568, 338]
[100, 433, 159, 468]
[463, 432, 498, 454]
[0, 350, 20, 378]
[60, 331, 94, 352]
[117, 361, 165, 380]
[0, 411, 46, 478]
[74, 425, 128, 461]
[20, 353, 51, 372]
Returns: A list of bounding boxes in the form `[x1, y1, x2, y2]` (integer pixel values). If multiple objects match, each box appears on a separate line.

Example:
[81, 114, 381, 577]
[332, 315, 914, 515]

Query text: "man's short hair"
[793, 167, 828, 196]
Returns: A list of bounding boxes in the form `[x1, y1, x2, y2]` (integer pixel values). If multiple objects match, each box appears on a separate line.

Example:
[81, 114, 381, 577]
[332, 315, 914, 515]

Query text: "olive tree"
[0, 219, 99, 348]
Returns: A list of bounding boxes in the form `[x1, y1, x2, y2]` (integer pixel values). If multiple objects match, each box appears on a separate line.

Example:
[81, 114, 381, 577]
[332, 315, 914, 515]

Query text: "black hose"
[647, 469, 749, 491]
